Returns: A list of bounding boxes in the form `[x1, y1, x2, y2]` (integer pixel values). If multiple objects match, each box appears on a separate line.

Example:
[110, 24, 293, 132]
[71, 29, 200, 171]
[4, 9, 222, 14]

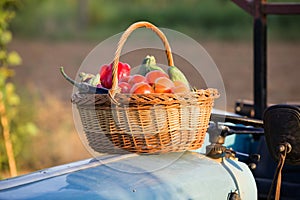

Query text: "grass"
[1, 88, 89, 179]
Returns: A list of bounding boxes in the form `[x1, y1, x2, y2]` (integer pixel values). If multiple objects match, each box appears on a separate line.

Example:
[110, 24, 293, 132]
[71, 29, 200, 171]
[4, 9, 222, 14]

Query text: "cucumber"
[167, 66, 190, 88]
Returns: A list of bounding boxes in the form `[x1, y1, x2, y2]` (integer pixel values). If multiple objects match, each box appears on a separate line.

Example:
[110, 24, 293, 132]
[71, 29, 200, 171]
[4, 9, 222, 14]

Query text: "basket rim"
[72, 88, 219, 107]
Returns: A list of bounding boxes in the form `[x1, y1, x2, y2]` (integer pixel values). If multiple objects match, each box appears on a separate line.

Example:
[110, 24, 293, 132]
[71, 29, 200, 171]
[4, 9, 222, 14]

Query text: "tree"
[0, 0, 37, 178]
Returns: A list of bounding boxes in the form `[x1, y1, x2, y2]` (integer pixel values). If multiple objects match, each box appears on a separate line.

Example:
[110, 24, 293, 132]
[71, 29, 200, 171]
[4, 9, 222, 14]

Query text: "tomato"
[130, 82, 154, 94]
[173, 80, 189, 88]
[145, 70, 169, 85]
[154, 84, 172, 93]
[155, 77, 174, 88]
[118, 82, 131, 93]
[171, 85, 190, 94]
[119, 75, 131, 83]
[128, 74, 147, 86]
[154, 77, 174, 93]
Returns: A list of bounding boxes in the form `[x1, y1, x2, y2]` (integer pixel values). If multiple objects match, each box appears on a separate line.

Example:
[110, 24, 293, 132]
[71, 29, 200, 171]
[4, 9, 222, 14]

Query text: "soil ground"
[11, 39, 300, 106]
[7, 38, 300, 174]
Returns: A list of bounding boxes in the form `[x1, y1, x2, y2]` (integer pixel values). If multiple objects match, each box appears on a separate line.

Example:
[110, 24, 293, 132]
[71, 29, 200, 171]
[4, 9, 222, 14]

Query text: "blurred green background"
[0, 0, 299, 179]
[11, 0, 300, 41]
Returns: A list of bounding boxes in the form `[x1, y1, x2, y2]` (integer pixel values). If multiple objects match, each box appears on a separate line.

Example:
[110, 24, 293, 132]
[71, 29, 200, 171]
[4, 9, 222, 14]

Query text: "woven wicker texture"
[72, 21, 219, 154]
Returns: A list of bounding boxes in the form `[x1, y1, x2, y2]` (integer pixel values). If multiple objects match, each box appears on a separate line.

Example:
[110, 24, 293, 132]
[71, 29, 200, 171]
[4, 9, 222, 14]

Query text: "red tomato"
[155, 77, 174, 88]
[154, 77, 174, 93]
[118, 82, 131, 93]
[171, 85, 190, 94]
[154, 84, 172, 93]
[128, 74, 147, 86]
[173, 80, 189, 88]
[145, 70, 169, 85]
[119, 75, 131, 83]
[130, 82, 154, 94]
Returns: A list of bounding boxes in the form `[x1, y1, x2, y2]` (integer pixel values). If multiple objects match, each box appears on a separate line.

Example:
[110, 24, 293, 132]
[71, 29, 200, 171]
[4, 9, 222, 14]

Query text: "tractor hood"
[0, 151, 256, 200]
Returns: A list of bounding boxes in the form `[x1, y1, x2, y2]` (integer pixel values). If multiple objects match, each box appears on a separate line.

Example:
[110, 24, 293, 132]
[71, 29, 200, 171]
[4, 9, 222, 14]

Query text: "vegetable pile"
[63, 55, 191, 94]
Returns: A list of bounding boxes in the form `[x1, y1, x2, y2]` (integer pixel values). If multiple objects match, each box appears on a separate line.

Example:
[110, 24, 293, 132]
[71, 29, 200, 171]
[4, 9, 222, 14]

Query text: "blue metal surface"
[0, 152, 256, 200]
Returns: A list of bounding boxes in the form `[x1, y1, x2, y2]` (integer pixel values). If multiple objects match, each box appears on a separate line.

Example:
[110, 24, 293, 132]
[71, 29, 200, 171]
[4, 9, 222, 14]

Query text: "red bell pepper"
[100, 62, 131, 89]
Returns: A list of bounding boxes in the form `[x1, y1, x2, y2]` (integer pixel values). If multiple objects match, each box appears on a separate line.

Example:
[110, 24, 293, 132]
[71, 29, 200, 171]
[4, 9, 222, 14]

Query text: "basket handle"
[109, 21, 174, 101]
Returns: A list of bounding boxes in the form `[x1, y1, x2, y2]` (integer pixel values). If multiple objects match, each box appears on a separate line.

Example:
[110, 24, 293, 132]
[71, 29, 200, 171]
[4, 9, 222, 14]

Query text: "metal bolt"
[278, 144, 286, 153]
[285, 142, 292, 153]
[248, 163, 257, 170]
[278, 142, 292, 153]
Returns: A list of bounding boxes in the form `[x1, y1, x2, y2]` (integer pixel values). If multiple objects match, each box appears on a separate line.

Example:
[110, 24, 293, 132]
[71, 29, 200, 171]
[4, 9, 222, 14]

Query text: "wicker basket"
[72, 21, 219, 154]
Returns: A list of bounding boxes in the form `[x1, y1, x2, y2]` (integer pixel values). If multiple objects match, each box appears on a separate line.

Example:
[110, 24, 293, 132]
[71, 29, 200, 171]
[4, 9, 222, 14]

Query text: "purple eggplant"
[60, 67, 108, 94]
